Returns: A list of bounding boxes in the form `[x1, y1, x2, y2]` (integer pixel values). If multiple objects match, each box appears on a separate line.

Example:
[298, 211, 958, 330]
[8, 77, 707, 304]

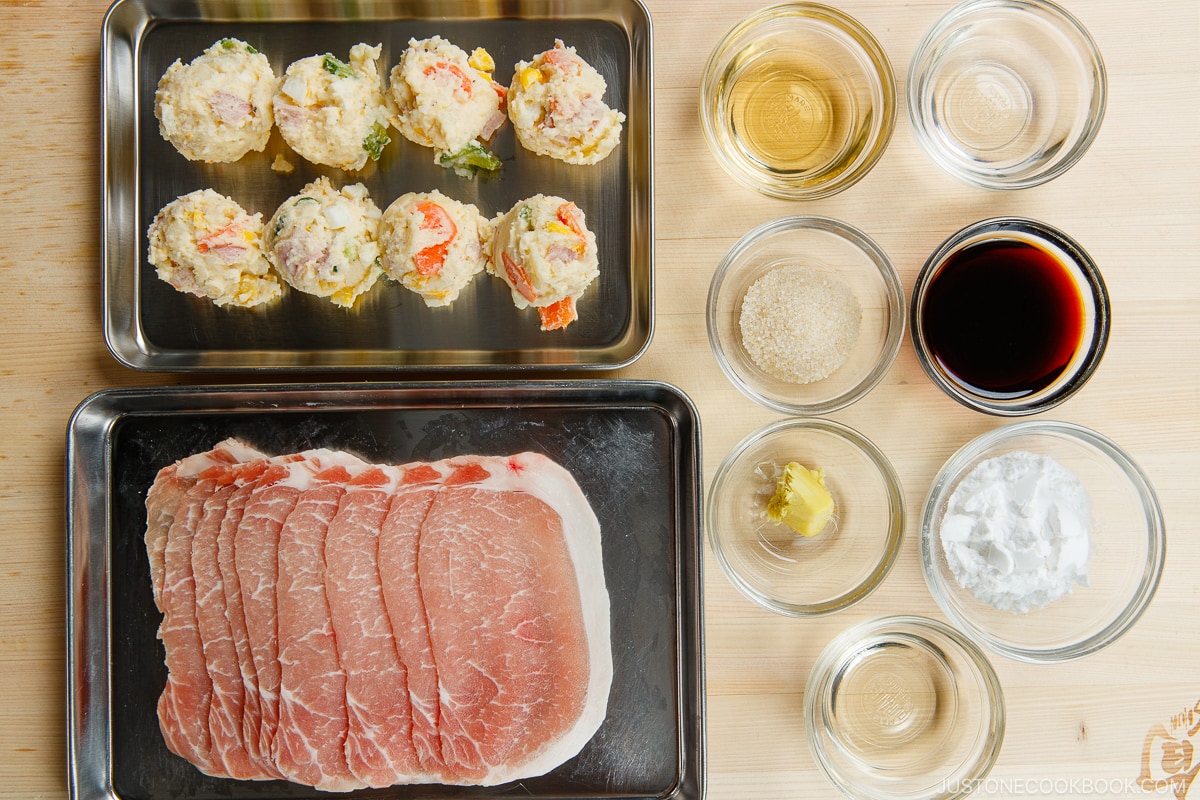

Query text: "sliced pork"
[146, 443, 610, 792]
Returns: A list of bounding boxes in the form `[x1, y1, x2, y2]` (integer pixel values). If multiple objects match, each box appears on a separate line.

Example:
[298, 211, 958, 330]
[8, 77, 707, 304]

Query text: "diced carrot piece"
[502, 251, 538, 303]
[412, 201, 457, 276]
[423, 61, 472, 94]
[538, 296, 578, 331]
[556, 202, 585, 239]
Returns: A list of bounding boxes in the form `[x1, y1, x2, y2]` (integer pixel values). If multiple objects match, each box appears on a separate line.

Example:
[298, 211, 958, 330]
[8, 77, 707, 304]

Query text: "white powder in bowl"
[939, 450, 1091, 614]
[738, 265, 862, 384]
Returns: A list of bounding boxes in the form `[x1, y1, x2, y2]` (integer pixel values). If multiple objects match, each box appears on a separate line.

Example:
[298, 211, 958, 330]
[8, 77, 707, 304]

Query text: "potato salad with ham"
[389, 36, 507, 176]
[154, 38, 278, 163]
[379, 190, 491, 307]
[147, 189, 281, 308]
[507, 40, 625, 165]
[263, 177, 383, 308]
[489, 194, 599, 331]
[273, 43, 391, 171]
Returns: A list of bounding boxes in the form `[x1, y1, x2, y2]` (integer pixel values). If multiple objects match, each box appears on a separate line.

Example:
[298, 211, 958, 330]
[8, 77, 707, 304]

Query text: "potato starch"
[939, 450, 1091, 613]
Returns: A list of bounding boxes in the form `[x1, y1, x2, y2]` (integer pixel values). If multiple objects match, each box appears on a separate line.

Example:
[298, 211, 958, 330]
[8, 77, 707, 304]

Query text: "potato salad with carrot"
[379, 189, 491, 307]
[147, 189, 281, 308]
[489, 194, 599, 331]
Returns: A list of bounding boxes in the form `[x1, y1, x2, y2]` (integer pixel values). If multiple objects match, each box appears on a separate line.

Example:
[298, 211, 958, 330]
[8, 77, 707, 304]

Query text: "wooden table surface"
[3, 1, 1198, 798]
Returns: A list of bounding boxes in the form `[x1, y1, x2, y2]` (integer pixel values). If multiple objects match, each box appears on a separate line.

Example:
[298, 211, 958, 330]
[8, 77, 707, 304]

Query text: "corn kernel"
[520, 67, 544, 88]
[468, 47, 495, 75]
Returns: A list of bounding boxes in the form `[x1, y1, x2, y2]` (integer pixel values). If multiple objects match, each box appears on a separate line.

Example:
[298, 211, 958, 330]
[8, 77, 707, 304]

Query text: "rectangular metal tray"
[67, 380, 704, 800]
[102, 0, 653, 371]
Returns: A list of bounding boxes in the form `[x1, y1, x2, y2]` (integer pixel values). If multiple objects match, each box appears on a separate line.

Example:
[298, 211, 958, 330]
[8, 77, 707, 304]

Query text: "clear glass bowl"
[920, 420, 1165, 662]
[806, 615, 1005, 800]
[910, 217, 1110, 416]
[706, 417, 904, 616]
[907, 0, 1107, 189]
[708, 216, 905, 415]
[700, 2, 897, 200]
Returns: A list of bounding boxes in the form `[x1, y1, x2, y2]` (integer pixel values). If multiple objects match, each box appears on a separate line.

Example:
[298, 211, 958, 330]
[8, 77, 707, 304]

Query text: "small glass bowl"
[708, 216, 905, 416]
[706, 417, 904, 616]
[910, 217, 1110, 416]
[907, 0, 1107, 189]
[806, 615, 1005, 800]
[920, 420, 1165, 663]
[700, 2, 897, 200]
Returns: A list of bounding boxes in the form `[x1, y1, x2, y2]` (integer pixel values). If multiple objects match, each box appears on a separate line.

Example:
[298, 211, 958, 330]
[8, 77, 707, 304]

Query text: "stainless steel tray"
[67, 380, 704, 800]
[101, 0, 653, 371]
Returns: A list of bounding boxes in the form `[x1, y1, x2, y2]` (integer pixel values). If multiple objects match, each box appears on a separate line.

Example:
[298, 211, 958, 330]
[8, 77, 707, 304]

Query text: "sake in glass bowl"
[700, 2, 897, 200]
[708, 216, 905, 416]
[706, 417, 905, 616]
[907, 0, 1107, 189]
[806, 615, 1005, 800]
[920, 420, 1165, 663]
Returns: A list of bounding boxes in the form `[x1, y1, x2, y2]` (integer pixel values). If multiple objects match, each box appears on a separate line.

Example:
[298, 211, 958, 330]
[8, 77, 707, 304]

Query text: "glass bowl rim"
[705, 416, 906, 617]
[708, 215, 906, 416]
[909, 216, 1111, 416]
[918, 419, 1166, 663]
[803, 613, 1007, 800]
[905, 0, 1108, 190]
[699, 1, 898, 200]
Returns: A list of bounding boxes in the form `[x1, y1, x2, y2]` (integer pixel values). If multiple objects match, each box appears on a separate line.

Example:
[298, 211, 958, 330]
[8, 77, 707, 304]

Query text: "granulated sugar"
[738, 265, 862, 384]
[939, 450, 1091, 614]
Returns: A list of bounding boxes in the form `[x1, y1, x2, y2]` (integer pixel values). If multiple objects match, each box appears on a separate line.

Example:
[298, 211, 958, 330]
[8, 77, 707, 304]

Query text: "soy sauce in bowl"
[911, 218, 1110, 416]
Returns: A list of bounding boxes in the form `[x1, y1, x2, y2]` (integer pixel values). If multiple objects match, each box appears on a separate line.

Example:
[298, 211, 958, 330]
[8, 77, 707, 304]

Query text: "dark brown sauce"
[920, 238, 1086, 399]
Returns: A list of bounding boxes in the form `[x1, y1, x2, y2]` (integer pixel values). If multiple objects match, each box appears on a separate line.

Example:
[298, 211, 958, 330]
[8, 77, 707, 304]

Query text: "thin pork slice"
[325, 465, 422, 787]
[145, 439, 265, 611]
[156, 476, 222, 774]
[376, 468, 444, 781]
[192, 482, 261, 780]
[274, 471, 362, 793]
[236, 458, 307, 768]
[418, 453, 611, 786]
[215, 465, 284, 779]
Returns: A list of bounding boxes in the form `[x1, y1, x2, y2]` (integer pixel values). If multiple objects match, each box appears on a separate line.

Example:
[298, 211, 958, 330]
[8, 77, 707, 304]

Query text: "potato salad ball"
[507, 40, 625, 165]
[263, 177, 383, 308]
[147, 189, 281, 308]
[154, 37, 278, 163]
[379, 190, 491, 307]
[489, 194, 599, 330]
[388, 36, 507, 172]
[273, 43, 392, 171]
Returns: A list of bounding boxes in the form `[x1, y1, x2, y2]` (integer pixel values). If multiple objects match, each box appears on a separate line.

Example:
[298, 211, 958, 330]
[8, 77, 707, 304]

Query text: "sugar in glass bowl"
[806, 615, 1005, 800]
[706, 417, 904, 616]
[708, 216, 904, 416]
[907, 0, 1107, 189]
[700, 2, 897, 200]
[920, 420, 1165, 663]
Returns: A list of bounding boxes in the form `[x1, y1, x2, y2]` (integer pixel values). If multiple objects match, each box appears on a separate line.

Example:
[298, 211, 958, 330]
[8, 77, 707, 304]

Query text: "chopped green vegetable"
[294, 196, 319, 206]
[518, 204, 534, 225]
[219, 38, 258, 54]
[273, 216, 287, 236]
[362, 122, 390, 161]
[438, 140, 502, 178]
[322, 54, 356, 79]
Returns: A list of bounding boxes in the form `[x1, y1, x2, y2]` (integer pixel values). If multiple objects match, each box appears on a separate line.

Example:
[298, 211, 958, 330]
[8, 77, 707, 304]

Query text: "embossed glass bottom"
[805, 615, 1004, 800]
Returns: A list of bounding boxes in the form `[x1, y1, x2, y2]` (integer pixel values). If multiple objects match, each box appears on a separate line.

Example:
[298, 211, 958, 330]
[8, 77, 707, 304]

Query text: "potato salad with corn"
[147, 189, 282, 308]
[489, 194, 599, 331]
[388, 36, 507, 176]
[507, 39, 625, 165]
[263, 177, 383, 308]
